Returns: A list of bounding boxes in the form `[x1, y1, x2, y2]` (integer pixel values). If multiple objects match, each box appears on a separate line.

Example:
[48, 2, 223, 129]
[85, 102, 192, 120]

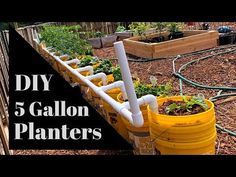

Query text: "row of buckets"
[36, 43, 217, 155]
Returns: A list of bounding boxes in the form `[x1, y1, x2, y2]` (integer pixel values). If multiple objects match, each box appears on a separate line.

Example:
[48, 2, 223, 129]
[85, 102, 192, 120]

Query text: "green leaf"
[78, 56, 98, 67]
[165, 103, 180, 114]
[40, 25, 92, 57]
[191, 96, 209, 111]
[94, 59, 113, 75]
[112, 66, 122, 81]
[116, 26, 126, 32]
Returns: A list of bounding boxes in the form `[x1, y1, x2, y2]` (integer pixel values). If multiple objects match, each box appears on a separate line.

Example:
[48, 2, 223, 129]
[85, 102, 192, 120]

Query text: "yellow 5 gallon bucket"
[117, 93, 157, 155]
[38, 43, 46, 56]
[87, 74, 114, 116]
[88, 78, 102, 110]
[97, 81, 129, 142]
[56, 61, 73, 83]
[42, 50, 60, 72]
[148, 96, 216, 155]
[98, 80, 121, 120]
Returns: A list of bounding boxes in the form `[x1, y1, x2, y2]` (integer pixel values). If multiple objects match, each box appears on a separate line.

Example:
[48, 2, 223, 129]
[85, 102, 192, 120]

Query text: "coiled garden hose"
[173, 46, 236, 94]
[172, 46, 236, 137]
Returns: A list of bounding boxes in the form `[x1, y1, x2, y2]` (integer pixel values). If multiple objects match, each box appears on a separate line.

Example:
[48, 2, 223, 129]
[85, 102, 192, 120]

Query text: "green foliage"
[112, 66, 122, 81]
[0, 22, 9, 31]
[78, 55, 98, 67]
[85, 31, 105, 39]
[134, 77, 172, 98]
[152, 22, 167, 33]
[165, 96, 209, 114]
[40, 25, 92, 57]
[116, 25, 126, 32]
[94, 59, 113, 75]
[165, 103, 181, 114]
[128, 22, 150, 38]
[167, 22, 184, 33]
[183, 96, 209, 111]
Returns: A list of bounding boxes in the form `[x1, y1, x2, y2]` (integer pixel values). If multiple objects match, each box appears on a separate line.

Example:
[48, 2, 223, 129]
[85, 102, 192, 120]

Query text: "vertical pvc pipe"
[114, 41, 144, 127]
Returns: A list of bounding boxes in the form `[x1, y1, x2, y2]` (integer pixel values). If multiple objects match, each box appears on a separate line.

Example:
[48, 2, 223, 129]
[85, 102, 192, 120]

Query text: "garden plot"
[123, 30, 219, 59]
[15, 22, 236, 155]
[94, 45, 236, 155]
[14, 44, 236, 155]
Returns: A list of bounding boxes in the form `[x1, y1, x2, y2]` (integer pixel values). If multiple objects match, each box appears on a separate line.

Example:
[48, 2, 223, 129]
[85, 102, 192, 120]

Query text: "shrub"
[40, 25, 92, 57]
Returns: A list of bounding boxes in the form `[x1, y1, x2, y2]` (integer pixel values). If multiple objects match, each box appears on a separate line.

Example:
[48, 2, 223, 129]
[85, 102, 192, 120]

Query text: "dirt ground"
[15, 44, 236, 155]
[2, 22, 234, 155]
[93, 45, 236, 155]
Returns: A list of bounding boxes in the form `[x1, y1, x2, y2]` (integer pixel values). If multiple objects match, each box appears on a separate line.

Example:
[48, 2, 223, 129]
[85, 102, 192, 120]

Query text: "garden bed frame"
[123, 30, 219, 58]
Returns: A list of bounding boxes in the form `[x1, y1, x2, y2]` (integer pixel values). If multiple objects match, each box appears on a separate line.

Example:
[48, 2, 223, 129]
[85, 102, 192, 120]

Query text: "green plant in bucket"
[165, 96, 209, 115]
[78, 55, 98, 67]
[112, 66, 122, 81]
[94, 59, 113, 75]
[135, 76, 172, 98]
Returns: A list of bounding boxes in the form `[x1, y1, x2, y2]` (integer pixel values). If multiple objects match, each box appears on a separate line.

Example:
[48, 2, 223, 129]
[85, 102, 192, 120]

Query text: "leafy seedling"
[112, 66, 122, 81]
[78, 55, 98, 67]
[94, 59, 113, 75]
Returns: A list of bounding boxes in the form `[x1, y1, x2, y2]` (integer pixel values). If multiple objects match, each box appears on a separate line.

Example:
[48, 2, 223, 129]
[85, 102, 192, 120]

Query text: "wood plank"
[124, 30, 219, 59]
[153, 39, 218, 58]
[123, 39, 154, 58]
[154, 36, 218, 53]
[0, 118, 11, 155]
[0, 71, 8, 106]
[153, 31, 218, 50]
[0, 89, 8, 125]
[27, 27, 33, 47]
[0, 57, 9, 94]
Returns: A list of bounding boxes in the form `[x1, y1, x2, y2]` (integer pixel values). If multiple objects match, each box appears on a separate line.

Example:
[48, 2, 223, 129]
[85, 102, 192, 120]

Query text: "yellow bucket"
[98, 81, 129, 142]
[117, 93, 157, 155]
[148, 96, 216, 155]
[56, 61, 73, 83]
[88, 74, 114, 116]
[38, 43, 46, 56]
[40, 48, 59, 72]
[67, 64, 102, 102]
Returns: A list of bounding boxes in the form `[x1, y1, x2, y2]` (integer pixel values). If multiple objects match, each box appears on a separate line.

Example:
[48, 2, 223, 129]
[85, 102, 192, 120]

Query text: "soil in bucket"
[159, 100, 206, 116]
[148, 96, 216, 155]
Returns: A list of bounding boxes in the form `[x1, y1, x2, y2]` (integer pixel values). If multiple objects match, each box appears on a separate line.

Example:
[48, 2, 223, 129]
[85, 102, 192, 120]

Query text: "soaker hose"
[216, 124, 236, 137]
[172, 47, 236, 137]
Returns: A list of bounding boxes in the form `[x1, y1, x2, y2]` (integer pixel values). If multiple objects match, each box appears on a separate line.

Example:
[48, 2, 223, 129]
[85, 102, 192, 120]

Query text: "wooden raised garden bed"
[123, 30, 219, 59]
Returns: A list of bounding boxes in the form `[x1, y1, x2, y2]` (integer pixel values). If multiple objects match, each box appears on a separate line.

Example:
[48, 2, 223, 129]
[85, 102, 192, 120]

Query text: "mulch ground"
[14, 44, 236, 155]
[94, 45, 236, 155]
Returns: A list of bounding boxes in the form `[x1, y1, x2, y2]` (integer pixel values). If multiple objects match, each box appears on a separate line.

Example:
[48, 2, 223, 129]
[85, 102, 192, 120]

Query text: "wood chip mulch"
[14, 44, 236, 155]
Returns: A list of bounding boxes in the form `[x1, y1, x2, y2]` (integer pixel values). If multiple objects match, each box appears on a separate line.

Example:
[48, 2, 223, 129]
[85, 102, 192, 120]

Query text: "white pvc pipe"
[51, 54, 134, 124]
[40, 44, 149, 126]
[114, 41, 144, 127]
[122, 94, 158, 113]
[76, 66, 94, 75]
[86, 73, 107, 86]
[100, 80, 127, 100]
[65, 59, 80, 65]
[59, 59, 134, 123]
[59, 54, 69, 58]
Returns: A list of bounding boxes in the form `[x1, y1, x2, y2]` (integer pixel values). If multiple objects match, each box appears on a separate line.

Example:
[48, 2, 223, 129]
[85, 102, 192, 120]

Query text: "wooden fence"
[0, 29, 10, 155]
